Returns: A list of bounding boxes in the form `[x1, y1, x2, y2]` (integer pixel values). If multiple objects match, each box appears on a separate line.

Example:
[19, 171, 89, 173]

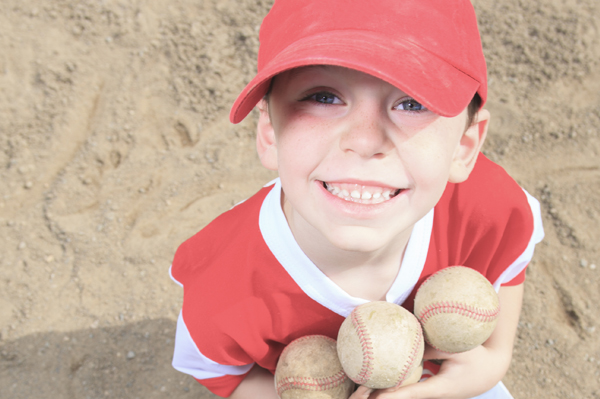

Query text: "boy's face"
[257, 65, 487, 256]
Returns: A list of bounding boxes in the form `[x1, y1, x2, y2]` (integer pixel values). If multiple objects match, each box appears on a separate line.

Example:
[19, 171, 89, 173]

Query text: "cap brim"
[230, 30, 480, 124]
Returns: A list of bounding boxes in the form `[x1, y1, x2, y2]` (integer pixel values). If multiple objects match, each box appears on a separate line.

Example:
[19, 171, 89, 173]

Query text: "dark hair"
[466, 93, 482, 129]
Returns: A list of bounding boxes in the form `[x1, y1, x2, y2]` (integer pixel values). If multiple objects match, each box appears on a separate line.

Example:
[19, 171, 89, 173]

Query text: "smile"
[322, 181, 402, 204]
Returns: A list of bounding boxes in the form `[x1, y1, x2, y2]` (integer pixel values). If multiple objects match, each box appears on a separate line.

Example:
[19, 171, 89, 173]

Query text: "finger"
[349, 385, 375, 399]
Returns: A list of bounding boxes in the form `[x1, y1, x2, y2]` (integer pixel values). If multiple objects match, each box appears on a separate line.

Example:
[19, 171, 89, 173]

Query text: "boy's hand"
[365, 344, 508, 399]
[348, 284, 524, 399]
[350, 386, 376, 399]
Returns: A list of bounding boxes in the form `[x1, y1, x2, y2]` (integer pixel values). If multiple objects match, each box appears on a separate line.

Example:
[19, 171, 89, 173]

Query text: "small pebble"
[126, 351, 136, 359]
[580, 259, 588, 268]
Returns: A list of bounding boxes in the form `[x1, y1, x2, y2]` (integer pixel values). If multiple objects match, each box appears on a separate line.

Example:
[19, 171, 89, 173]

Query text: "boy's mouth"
[322, 181, 402, 204]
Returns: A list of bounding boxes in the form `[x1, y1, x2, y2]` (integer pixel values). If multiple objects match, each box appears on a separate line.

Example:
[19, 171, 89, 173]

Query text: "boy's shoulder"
[427, 153, 540, 288]
[435, 152, 537, 255]
[171, 182, 274, 278]
[439, 153, 532, 220]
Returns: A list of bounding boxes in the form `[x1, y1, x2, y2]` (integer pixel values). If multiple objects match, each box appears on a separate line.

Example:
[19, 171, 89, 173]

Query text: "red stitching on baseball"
[276, 370, 348, 396]
[394, 322, 423, 387]
[417, 300, 500, 325]
[351, 309, 374, 385]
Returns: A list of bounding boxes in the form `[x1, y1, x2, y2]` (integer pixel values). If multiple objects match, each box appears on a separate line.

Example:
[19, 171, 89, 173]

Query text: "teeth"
[324, 182, 401, 204]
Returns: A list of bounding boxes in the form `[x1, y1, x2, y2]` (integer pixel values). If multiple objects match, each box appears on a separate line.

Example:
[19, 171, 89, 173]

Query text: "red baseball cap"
[230, 0, 487, 124]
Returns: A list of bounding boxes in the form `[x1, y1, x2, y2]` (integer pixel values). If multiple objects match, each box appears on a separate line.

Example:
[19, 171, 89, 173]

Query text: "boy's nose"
[338, 105, 393, 158]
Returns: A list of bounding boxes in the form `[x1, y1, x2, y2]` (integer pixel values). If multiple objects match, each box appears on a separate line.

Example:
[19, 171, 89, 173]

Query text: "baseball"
[414, 266, 500, 353]
[274, 335, 355, 399]
[337, 301, 424, 389]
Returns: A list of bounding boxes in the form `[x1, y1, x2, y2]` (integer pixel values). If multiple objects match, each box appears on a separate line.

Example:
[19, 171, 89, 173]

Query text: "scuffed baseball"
[399, 361, 423, 387]
[414, 266, 500, 353]
[337, 301, 424, 389]
[275, 335, 355, 399]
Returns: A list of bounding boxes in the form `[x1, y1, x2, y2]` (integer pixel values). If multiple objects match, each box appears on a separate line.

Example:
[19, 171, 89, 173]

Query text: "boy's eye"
[303, 92, 343, 105]
[395, 98, 427, 112]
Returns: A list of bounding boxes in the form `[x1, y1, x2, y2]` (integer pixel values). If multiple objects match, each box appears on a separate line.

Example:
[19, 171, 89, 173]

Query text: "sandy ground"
[0, 0, 599, 398]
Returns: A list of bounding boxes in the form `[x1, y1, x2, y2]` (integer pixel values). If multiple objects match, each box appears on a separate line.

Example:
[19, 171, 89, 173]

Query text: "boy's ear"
[448, 109, 490, 183]
[256, 99, 279, 171]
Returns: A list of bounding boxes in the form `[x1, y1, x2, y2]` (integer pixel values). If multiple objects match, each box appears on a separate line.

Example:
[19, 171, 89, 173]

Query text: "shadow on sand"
[0, 318, 219, 399]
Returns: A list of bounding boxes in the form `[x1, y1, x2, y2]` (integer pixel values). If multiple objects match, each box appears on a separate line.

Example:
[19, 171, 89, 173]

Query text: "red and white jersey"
[170, 154, 544, 398]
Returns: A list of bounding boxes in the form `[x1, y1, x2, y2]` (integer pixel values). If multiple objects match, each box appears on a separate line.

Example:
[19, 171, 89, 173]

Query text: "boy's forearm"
[443, 284, 525, 397]
[426, 284, 524, 395]
[228, 366, 279, 399]
[482, 284, 524, 370]
[468, 283, 525, 392]
[358, 284, 524, 399]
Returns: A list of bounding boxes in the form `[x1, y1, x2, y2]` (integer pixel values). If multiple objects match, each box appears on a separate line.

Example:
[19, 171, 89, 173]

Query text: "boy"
[170, 0, 544, 398]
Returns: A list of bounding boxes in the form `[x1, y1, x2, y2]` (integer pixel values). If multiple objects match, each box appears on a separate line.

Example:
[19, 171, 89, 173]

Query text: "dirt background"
[0, 0, 599, 398]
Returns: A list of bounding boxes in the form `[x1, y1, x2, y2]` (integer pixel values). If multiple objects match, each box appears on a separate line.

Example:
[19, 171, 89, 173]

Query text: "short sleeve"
[404, 154, 545, 311]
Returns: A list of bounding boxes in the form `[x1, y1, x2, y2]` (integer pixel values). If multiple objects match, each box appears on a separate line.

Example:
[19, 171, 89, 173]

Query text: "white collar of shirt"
[258, 178, 433, 317]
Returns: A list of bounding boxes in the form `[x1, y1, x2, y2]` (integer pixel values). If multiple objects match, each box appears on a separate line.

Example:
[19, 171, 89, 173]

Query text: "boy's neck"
[283, 198, 413, 301]
[311, 239, 411, 302]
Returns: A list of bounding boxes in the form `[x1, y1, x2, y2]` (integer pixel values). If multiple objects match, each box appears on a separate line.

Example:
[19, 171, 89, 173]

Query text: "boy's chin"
[324, 229, 397, 254]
